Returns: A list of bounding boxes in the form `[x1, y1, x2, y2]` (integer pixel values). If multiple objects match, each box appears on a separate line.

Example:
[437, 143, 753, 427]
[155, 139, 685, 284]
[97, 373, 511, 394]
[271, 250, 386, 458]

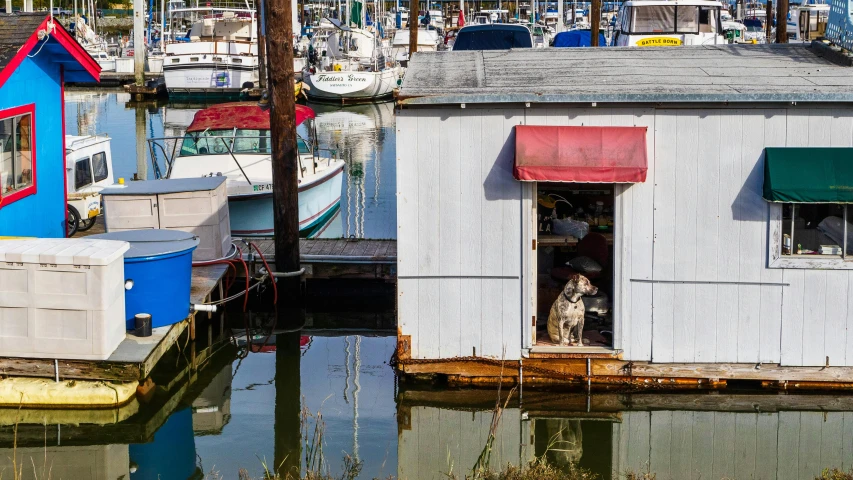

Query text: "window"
[92, 152, 109, 183]
[75, 158, 92, 190]
[780, 203, 849, 258]
[179, 130, 234, 156]
[699, 7, 719, 33]
[233, 129, 271, 154]
[0, 110, 34, 205]
[676, 6, 699, 33]
[630, 5, 675, 33]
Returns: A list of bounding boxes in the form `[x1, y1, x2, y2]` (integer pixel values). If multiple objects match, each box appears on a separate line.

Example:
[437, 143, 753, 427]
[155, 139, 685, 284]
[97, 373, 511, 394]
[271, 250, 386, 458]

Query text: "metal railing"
[146, 134, 338, 184]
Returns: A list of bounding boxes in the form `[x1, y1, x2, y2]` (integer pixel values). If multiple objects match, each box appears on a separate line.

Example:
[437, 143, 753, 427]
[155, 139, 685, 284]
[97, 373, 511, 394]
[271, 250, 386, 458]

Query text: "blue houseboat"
[0, 13, 100, 238]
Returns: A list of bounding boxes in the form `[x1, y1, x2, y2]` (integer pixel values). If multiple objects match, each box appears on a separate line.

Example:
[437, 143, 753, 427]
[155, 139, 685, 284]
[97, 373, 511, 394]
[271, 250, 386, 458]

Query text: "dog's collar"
[563, 291, 582, 304]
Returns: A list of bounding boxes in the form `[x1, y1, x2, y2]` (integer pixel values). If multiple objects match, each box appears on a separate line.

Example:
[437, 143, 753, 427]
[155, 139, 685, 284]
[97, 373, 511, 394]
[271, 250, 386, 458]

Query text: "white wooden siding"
[614, 410, 853, 480]
[398, 106, 853, 366]
[397, 406, 525, 480]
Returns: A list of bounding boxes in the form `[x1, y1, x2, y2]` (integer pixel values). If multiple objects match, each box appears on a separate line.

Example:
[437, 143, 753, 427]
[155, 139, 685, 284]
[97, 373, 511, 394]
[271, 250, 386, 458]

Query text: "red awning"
[186, 103, 316, 132]
[513, 126, 648, 183]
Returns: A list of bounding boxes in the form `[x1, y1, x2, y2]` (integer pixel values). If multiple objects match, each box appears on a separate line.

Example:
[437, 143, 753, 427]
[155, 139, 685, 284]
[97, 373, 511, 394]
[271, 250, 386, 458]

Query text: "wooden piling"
[257, 0, 268, 89]
[267, 0, 301, 296]
[590, 0, 601, 46]
[776, 0, 788, 42]
[408, 8, 419, 58]
[765, 0, 773, 41]
[133, 0, 145, 86]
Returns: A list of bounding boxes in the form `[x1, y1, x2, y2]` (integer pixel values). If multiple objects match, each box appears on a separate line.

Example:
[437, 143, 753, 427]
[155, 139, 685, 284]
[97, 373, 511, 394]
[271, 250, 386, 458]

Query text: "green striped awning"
[763, 147, 853, 203]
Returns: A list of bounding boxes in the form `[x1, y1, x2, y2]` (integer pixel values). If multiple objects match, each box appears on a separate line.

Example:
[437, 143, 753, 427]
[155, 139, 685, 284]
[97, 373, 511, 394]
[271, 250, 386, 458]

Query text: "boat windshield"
[180, 129, 311, 156]
[626, 5, 719, 34]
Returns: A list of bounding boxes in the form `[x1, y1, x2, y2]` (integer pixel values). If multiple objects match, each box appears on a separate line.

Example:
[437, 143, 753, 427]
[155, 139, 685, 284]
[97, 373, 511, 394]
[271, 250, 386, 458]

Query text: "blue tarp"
[553, 30, 607, 47]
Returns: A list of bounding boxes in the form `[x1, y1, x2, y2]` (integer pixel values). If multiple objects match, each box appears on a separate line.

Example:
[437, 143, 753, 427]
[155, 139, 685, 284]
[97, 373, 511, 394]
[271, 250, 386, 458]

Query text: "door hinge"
[531, 315, 536, 327]
[532, 239, 537, 250]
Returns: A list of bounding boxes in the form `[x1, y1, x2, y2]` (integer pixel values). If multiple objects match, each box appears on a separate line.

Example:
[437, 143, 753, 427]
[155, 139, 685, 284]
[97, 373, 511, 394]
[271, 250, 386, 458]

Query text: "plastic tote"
[90, 229, 199, 330]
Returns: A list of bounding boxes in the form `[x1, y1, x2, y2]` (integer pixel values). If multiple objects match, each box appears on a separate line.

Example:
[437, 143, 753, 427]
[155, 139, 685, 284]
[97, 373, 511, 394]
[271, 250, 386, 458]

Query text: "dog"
[547, 274, 598, 346]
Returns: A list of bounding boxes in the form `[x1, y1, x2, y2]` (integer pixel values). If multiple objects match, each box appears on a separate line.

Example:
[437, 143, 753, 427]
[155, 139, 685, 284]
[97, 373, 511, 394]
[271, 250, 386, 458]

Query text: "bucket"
[89, 229, 199, 330]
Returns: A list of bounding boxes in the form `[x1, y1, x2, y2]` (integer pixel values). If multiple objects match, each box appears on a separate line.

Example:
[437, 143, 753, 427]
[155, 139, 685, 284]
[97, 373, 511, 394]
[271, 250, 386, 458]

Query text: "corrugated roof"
[0, 13, 48, 70]
[399, 44, 853, 105]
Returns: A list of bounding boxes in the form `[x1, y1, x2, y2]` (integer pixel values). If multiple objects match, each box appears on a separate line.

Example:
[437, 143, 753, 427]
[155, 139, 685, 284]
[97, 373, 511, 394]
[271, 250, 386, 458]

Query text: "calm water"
[3, 92, 851, 480]
[63, 90, 397, 239]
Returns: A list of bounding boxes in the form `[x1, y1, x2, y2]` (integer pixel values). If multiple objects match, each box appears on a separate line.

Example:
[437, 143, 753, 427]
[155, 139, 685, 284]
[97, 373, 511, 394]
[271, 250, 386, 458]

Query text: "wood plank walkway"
[239, 237, 397, 281]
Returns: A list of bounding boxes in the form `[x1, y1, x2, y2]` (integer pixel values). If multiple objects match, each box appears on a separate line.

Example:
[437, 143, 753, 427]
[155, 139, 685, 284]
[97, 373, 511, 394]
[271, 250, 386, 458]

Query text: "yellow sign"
[636, 37, 683, 47]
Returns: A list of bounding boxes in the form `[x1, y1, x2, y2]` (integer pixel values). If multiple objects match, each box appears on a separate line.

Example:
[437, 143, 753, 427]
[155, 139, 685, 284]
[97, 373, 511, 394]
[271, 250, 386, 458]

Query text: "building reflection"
[398, 389, 853, 480]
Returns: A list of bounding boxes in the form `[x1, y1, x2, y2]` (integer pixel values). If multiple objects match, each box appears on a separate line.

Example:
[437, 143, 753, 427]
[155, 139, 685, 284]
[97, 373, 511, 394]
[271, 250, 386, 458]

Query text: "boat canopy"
[513, 126, 648, 183]
[763, 147, 853, 203]
[186, 103, 316, 133]
[553, 30, 607, 47]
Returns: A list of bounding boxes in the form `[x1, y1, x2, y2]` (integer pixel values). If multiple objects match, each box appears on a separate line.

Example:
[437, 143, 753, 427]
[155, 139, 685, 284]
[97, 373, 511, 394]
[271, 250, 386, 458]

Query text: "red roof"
[186, 103, 316, 132]
[514, 126, 648, 183]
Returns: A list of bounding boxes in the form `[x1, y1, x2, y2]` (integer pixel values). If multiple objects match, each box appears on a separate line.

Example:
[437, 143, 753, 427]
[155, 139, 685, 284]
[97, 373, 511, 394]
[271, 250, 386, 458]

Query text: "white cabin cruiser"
[303, 19, 399, 102]
[390, 28, 441, 64]
[163, 3, 259, 97]
[612, 0, 725, 46]
[65, 134, 114, 234]
[154, 103, 345, 236]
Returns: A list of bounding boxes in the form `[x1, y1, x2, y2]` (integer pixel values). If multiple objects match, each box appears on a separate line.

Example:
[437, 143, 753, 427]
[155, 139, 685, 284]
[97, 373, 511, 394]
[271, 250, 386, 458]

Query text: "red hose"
[249, 241, 278, 305]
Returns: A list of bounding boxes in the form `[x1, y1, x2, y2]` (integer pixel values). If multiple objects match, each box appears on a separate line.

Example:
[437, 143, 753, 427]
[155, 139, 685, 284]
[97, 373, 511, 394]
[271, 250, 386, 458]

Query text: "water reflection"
[63, 91, 396, 239]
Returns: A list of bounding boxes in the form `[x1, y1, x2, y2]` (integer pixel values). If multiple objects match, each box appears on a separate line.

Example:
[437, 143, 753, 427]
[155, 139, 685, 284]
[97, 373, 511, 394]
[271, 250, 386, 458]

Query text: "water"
[63, 90, 397, 239]
[6, 91, 850, 480]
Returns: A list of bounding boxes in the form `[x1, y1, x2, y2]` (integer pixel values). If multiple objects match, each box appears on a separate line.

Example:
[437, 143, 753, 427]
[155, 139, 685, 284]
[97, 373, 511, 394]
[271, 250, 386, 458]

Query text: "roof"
[186, 102, 315, 132]
[0, 12, 45, 69]
[399, 43, 853, 105]
[0, 13, 99, 85]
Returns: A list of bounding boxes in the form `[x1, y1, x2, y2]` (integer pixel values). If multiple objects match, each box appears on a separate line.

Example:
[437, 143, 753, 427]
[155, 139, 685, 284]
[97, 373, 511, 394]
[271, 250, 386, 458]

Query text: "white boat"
[612, 0, 726, 46]
[390, 28, 441, 63]
[790, 4, 829, 41]
[163, 2, 259, 97]
[65, 134, 114, 233]
[154, 103, 345, 236]
[303, 19, 399, 102]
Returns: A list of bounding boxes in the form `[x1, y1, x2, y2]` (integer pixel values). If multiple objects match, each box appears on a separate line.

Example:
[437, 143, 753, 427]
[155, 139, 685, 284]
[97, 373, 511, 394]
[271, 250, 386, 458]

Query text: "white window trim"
[767, 202, 853, 270]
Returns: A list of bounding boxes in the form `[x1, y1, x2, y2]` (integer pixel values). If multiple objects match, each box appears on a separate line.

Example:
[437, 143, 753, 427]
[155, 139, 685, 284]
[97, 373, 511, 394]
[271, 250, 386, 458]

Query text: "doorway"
[534, 182, 615, 349]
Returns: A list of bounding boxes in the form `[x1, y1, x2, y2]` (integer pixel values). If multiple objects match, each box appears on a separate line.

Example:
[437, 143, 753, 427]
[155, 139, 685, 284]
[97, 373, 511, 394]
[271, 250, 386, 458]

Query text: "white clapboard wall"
[397, 106, 853, 366]
[614, 410, 853, 480]
[397, 406, 529, 480]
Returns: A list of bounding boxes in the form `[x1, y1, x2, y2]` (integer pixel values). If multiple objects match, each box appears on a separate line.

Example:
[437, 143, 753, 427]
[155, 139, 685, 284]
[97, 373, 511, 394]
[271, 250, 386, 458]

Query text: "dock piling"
[133, 0, 146, 86]
[267, 0, 302, 301]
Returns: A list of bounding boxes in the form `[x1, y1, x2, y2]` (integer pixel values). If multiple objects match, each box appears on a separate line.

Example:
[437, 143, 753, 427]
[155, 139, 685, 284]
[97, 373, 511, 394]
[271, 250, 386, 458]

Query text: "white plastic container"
[0, 239, 129, 360]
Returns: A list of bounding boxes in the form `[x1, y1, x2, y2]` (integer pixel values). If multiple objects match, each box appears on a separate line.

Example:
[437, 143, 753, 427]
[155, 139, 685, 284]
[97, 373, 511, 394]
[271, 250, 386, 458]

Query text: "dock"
[239, 237, 397, 282]
[0, 264, 228, 403]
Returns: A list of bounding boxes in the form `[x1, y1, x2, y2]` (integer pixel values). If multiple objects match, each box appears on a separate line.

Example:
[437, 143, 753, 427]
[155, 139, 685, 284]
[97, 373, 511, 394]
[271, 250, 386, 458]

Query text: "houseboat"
[0, 13, 100, 238]
[395, 44, 853, 389]
[155, 102, 345, 236]
[612, 0, 725, 46]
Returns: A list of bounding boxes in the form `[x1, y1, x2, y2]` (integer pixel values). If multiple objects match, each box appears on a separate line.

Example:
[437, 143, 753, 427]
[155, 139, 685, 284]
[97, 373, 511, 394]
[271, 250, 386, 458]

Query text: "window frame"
[92, 151, 109, 183]
[0, 104, 36, 209]
[768, 202, 852, 270]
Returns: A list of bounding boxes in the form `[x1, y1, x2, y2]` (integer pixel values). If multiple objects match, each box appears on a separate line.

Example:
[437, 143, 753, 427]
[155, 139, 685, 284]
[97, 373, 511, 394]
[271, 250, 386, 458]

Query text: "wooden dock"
[239, 237, 397, 281]
[0, 264, 228, 384]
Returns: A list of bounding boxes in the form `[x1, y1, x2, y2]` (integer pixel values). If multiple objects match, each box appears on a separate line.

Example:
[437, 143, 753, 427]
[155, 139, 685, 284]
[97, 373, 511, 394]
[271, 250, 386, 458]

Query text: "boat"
[152, 103, 345, 236]
[790, 4, 829, 41]
[390, 28, 441, 64]
[303, 18, 400, 103]
[452, 24, 534, 49]
[612, 0, 726, 46]
[162, 1, 259, 97]
[65, 134, 114, 235]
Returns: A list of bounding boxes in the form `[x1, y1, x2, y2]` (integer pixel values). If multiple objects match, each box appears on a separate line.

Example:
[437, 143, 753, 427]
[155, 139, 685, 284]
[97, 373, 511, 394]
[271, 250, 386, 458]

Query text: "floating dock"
[0, 264, 228, 406]
[238, 237, 397, 282]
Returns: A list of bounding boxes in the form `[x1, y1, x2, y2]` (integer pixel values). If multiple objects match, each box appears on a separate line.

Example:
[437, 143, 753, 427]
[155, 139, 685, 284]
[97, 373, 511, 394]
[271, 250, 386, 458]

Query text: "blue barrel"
[90, 230, 199, 330]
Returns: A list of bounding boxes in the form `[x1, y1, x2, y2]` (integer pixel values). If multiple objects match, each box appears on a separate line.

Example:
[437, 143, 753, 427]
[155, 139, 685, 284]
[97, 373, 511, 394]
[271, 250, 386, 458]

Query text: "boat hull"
[164, 63, 260, 96]
[228, 163, 345, 236]
[303, 69, 398, 102]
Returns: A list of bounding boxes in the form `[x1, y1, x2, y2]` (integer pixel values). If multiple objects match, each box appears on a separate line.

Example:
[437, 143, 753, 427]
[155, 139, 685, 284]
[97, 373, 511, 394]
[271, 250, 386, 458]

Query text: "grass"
[817, 469, 853, 480]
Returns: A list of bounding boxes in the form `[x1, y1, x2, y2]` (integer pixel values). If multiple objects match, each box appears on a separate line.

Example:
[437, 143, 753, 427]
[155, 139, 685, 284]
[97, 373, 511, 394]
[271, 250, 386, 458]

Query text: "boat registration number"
[253, 183, 274, 192]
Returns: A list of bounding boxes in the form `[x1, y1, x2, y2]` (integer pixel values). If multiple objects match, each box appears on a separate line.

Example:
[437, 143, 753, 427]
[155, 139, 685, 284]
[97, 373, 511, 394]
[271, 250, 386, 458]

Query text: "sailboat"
[302, 0, 400, 102]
